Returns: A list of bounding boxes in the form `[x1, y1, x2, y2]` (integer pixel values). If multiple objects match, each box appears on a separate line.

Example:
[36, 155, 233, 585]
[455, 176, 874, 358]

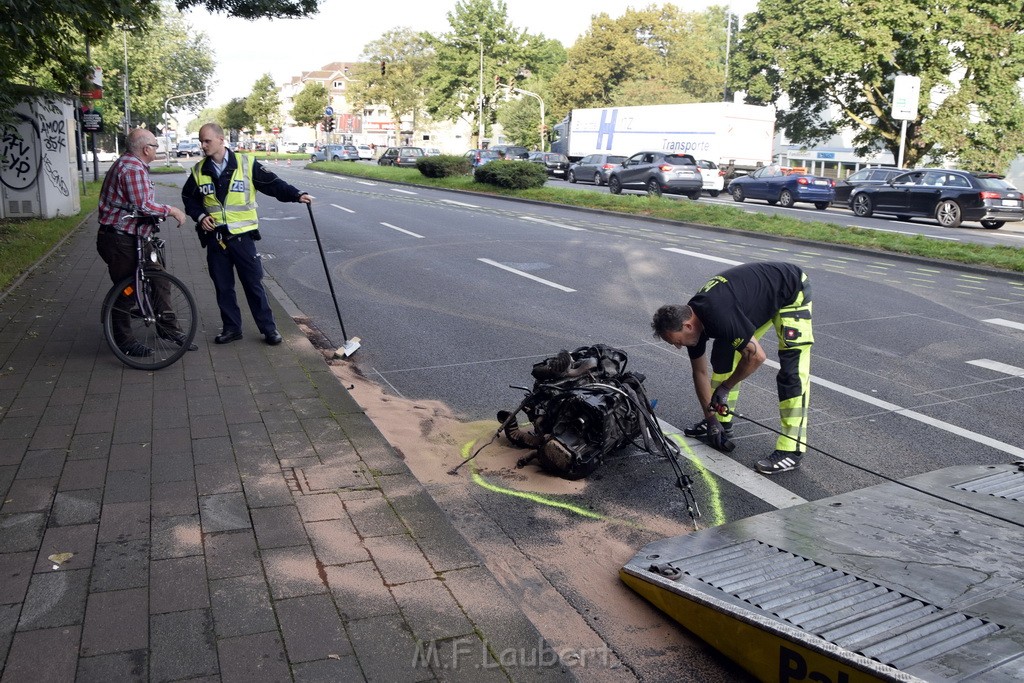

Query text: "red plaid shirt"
[97, 152, 171, 236]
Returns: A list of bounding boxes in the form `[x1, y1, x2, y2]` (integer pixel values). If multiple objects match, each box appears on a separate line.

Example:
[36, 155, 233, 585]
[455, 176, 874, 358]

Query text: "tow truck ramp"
[621, 463, 1024, 682]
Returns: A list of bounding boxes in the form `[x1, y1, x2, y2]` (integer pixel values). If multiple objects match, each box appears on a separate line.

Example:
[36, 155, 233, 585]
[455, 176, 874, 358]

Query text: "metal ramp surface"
[621, 463, 1024, 682]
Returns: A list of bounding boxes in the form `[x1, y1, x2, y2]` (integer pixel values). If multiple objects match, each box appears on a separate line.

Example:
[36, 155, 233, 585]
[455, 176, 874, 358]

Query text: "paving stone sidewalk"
[0, 192, 575, 682]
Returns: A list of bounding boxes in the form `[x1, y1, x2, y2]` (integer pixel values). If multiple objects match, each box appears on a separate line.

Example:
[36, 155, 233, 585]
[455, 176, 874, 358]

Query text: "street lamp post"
[477, 35, 485, 147]
[163, 89, 207, 165]
[122, 28, 131, 137]
[498, 84, 545, 151]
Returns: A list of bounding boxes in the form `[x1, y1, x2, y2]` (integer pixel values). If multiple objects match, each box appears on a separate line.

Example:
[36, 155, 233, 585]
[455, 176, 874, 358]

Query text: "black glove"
[705, 419, 729, 450]
[710, 385, 731, 414]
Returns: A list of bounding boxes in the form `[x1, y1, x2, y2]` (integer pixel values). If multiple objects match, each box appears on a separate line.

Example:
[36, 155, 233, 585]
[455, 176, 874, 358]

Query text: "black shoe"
[215, 330, 243, 344]
[755, 450, 802, 475]
[121, 340, 153, 357]
[683, 419, 732, 438]
[264, 330, 282, 345]
[159, 330, 198, 351]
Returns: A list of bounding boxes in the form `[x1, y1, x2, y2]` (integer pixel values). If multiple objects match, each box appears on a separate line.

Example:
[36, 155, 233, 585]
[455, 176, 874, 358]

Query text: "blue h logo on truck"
[597, 109, 618, 150]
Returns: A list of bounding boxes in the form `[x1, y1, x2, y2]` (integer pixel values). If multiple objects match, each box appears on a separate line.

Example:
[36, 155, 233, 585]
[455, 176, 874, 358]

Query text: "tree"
[0, 0, 317, 124]
[175, 0, 317, 20]
[188, 106, 221, 134]
[548, 5, 728, 117]
[221, 97, 253, 135]
[89, 2, 215, 130]
[423, 0, 562, 145]
[291, 82, 329, 127]
[244, 73, 281, 132]
[347, 28, 434, 144]
[731, 0, 1024, 170]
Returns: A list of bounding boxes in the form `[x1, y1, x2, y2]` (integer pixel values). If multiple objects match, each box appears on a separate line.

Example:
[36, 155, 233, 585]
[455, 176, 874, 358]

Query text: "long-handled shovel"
[306, 202, 361, 358]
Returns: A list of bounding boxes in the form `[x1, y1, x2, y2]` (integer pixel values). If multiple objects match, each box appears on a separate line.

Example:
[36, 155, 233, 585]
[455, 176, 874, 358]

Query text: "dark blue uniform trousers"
[206, 233, 276, 335]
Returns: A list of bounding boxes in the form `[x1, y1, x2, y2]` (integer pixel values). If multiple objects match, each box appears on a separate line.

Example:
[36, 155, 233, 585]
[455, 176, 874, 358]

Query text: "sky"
[183, 0, 757, 107]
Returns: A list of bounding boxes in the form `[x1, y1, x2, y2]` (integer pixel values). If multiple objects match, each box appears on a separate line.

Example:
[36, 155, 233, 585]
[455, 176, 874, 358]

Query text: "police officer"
[651, 261, 814, 475]
[182, 123, 312, 345]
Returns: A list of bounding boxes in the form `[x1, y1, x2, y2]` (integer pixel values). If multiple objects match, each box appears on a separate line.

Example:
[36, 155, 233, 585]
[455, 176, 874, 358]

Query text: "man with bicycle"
[181, 123, 312, 346]
[97, 128, 193, 357]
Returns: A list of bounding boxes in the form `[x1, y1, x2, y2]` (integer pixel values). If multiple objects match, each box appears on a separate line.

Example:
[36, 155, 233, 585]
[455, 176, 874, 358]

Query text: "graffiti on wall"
[0, 107, 71, 197]
[1, 113, 42, 191]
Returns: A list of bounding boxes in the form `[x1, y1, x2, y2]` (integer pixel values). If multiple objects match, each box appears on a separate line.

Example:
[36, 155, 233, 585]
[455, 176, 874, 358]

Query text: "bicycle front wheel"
[101, 270, 199, 370]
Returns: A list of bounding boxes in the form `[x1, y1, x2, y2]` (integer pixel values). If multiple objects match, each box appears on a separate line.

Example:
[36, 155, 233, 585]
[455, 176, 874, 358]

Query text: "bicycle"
[99, 212, 198, 370]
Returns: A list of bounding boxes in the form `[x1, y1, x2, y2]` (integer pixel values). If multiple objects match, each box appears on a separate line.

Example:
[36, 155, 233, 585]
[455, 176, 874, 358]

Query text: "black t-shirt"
[686, 262, 803, 360]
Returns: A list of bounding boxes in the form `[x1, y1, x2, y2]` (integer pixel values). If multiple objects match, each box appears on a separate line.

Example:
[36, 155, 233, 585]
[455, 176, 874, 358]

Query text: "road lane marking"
[968, 359, 1024, 377]
[380, 222, 424, 238]
[441, 199, 479, 208]
[330, 204, 355, 213]
[659, 422, 808, 509]
[477, 258, 575, 292]
[357, 180, 377, 186]
[762, 359, 1024, 460]
[662, 248, 742, 266]
[985, 318, 1024, 331]
[521, 216, 587, 232]
[391, 188, 417, 195]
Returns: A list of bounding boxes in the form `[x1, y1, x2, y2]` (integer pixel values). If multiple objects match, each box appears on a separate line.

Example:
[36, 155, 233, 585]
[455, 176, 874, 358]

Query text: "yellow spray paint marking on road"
[669, 434, 726, 527]
[460, 440, 607, 520]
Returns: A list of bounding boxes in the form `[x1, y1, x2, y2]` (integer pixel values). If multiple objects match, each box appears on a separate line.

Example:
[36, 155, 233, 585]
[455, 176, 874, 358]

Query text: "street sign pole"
[891, 74, 921, 168]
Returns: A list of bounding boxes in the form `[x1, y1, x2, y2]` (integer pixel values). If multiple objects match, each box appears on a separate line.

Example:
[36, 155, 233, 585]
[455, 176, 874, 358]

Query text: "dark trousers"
[206, 233, 276, 335]
[97, 230, 177, 345]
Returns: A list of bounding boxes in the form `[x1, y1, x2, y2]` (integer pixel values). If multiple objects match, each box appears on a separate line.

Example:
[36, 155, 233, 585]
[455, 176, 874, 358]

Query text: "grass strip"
[0, 181, 102, 291]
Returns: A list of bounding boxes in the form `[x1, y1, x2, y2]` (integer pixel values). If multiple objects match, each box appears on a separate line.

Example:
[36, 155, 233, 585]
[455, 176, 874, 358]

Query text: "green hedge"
[417, 154, 471, 178]
[473, 160, 547, 189]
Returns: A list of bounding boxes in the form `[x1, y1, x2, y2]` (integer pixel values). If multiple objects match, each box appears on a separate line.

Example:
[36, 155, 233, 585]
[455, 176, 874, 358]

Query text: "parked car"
[356, 144, 374, 160]
[696, 159, 726, 197]
[833, 166, 909, 205]
[489, 144, 529, 160]
[311, 144, 359, 162]
[849, 169, 1024, 229]
[567, 154, 627, 186]
[464, 149, 500, 167]
[266, 142, 278, 153]
[377, 146, 425, 167]
[527, 152, 570, 179]
[253, 141, 267, 151]
[728, 164, 834, 209]
[607, 151, 703, 199]
[175, 140, 200, 157]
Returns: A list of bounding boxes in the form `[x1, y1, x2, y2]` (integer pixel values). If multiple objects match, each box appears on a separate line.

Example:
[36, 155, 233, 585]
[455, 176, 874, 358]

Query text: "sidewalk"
[0, 200, 576, 682]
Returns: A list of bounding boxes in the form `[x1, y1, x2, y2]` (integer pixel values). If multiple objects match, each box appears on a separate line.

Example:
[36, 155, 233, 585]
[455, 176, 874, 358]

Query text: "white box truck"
[550, 102, 776, 173]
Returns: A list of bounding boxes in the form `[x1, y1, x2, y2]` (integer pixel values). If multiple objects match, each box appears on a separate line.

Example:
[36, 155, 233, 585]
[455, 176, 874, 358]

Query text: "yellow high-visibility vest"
[190, 153, 259, 234]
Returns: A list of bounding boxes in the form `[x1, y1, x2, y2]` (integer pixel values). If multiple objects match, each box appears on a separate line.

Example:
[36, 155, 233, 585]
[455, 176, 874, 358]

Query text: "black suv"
[607, 151, 702, 199]
[490, 145, 529, 160]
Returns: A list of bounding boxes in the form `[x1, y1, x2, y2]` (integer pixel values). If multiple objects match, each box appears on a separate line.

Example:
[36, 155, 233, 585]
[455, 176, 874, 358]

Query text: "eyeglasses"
[145, 143, 159, 149]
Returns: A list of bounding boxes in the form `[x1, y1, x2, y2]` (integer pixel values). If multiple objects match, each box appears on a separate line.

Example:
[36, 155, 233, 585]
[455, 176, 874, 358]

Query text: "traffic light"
[380, 60, 386, 76]
[324, 116, 334, 132]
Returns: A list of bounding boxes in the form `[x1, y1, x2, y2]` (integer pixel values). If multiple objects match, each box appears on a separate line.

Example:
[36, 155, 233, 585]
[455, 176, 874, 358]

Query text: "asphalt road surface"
[159, 164, 1024, 681]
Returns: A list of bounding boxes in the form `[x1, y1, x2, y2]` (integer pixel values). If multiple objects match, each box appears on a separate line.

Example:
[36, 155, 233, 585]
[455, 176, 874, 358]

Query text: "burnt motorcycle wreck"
[491, 344, 700, 524]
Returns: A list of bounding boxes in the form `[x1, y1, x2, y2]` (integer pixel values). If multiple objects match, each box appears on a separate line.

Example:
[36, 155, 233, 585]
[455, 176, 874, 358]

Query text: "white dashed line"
[477, 258, 575, 292]
[985, 318, 1024, 331]
[380, 222, 424, 238]
[662, 248, 743, 266]
[330, 204, 355, 213]
[521, 216, 586, 231]
[968, 359, 1024, 377]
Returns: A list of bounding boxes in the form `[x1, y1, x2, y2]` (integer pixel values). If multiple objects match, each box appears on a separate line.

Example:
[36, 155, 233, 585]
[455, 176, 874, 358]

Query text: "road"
[158, 163, 1024, 680]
